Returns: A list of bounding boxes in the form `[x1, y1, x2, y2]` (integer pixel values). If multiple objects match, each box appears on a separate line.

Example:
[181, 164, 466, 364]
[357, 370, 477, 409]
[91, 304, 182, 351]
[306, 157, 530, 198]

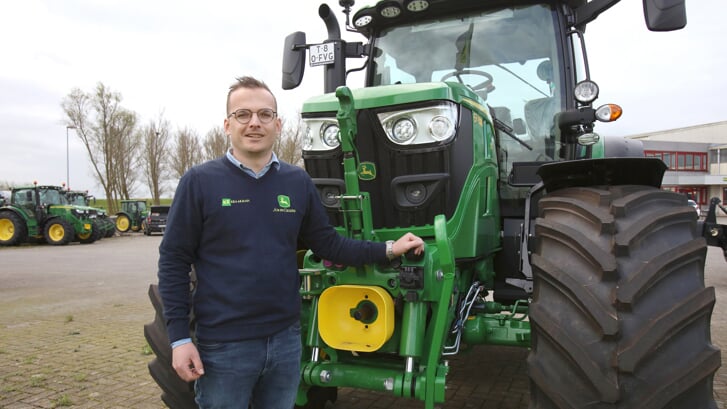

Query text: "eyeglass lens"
[231, 109, 276, 124]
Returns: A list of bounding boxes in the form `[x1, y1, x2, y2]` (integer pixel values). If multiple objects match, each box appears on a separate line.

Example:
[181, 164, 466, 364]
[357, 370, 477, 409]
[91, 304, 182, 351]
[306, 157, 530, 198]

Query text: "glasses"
[227, 108, 277, 124]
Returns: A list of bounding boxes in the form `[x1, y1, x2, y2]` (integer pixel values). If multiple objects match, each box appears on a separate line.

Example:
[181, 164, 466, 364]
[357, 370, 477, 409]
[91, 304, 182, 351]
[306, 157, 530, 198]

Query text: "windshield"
[371, 4, 562, 168]
[68, 194, 86, 206]
[39, 189, 67, 205]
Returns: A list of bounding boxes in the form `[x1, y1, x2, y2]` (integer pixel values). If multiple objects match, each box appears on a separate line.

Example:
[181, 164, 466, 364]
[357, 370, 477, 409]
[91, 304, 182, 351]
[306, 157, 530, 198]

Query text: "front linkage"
[296, 87, 458, 408]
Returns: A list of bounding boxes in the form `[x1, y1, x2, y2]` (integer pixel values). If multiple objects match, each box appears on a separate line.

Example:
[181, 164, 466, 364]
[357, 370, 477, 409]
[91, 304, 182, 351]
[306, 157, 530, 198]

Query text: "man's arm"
[157, 171, 202, 344]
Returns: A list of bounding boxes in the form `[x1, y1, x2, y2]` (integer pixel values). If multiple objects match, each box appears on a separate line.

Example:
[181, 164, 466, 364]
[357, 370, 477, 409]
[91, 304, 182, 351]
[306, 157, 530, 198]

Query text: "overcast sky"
[1, 0, 725, 198]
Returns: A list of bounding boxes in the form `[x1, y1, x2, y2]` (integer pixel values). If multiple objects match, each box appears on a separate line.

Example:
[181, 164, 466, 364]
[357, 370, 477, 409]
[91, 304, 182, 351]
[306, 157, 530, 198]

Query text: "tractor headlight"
[574, 80, 599, 104]
[302, 118, 340, 151]
[321, 123, 340, 148]
[391, 118, 417, 143]
[378, 102, 458, 146]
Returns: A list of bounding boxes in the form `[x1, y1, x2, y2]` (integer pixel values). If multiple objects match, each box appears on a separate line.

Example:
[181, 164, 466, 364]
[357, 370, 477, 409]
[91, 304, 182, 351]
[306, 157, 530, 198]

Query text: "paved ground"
[0, 223, 726, 409]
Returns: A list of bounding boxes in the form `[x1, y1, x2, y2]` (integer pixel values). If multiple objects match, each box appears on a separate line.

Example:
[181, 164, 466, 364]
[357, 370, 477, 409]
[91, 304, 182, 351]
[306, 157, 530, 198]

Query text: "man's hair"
[226, 76, 277, 114]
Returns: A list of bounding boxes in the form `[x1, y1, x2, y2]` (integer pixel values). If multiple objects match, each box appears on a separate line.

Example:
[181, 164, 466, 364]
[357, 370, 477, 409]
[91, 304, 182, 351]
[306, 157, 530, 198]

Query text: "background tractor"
[145, 0, 727, 408]
[64, 190, 116, 238]
[115, 199, 149, 233]
[0, 184, 101, 246]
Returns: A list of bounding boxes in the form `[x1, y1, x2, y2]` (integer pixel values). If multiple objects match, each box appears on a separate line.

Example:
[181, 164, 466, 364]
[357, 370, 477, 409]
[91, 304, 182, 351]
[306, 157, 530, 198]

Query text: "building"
[628, 121, 727, 212]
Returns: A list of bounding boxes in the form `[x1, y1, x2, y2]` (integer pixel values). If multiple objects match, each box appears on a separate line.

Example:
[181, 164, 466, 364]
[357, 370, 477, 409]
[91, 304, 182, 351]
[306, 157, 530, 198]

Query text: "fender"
[537, 157, 667, 192]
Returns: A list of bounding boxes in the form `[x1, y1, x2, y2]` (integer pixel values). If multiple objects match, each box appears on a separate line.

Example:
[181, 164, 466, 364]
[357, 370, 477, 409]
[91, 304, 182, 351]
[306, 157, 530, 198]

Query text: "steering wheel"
[440, 69, 494, 94]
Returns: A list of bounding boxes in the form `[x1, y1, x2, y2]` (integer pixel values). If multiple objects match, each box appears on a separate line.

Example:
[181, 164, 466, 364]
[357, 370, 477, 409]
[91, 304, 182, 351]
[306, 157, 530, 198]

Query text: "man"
[158, 76, 425, 409]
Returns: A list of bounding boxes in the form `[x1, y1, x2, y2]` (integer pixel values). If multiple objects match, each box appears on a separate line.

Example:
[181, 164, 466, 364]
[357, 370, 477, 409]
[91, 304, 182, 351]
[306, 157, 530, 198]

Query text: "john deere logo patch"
[222, 198, 231, 207]
[277, 195, 291, 208]
[358, 162, 376, 181]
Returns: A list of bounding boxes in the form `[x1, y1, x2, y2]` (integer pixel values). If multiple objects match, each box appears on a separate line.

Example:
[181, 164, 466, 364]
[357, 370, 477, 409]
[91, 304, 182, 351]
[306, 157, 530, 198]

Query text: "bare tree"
[140, 115, 172, 204]
[170, 126, 203, 179]
[111, 110, 140, 199]
[61, 82, 138, 213]
[274, 115, 304, 167]
[202, 126, 228, 161]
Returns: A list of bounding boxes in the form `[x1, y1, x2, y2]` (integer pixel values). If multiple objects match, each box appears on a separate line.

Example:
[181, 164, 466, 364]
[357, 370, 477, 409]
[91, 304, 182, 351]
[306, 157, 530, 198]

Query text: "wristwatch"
[385, 240, 395, 260]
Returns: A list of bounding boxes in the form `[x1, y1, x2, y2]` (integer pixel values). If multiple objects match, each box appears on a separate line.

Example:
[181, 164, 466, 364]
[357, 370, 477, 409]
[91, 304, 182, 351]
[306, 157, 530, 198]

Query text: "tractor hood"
[301, 82, 476, 114]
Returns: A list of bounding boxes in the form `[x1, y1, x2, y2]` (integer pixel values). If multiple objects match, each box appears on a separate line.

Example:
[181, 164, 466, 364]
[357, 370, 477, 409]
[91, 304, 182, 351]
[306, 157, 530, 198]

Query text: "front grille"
[304, 107, 473, 229]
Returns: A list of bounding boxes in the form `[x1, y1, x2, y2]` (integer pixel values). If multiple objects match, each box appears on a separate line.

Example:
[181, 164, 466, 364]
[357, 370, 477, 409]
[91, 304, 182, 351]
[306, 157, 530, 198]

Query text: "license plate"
[309, 43, 335, 66]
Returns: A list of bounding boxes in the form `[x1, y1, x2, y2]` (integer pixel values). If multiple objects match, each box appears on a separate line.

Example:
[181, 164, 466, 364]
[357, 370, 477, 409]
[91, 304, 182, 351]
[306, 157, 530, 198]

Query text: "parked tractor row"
[0, 185, 167, 246]
[0, 184, 105, 246]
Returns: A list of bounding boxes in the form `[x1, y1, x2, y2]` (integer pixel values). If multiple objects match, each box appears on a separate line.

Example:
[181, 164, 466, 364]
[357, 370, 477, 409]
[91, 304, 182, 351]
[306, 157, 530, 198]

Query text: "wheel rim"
[116, 216, 130, 231]
[48, 223, 66, 243]
[78, 231, 91, 240]
[0, 219, 14, 241]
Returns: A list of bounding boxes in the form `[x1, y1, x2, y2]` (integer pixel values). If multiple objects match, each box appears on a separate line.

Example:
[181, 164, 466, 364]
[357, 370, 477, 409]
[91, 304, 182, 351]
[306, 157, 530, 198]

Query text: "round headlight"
[574, 80, 599, 104]
[354, 15, 373, 27]
[406, 0, 430, 12]
[320, 124, 340, 148]
[391, 118, 417, 143]
[378, 1, 401, 18]
[429, 115, 454, 141]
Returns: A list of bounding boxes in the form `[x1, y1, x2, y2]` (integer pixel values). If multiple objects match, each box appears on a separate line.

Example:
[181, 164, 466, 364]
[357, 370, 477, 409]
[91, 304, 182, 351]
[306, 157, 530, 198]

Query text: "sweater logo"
[277, 195, 291, 208]
[221, 198, 250, 207]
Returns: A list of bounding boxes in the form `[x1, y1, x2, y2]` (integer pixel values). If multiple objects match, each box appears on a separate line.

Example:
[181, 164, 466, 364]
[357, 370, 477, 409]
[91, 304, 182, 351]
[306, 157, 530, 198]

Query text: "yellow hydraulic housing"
[318, 285, 395, 352]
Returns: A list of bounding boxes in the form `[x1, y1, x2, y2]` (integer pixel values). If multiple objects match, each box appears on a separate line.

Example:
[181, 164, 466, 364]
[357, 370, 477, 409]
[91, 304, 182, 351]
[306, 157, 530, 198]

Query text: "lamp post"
[66, 125, 77, 189]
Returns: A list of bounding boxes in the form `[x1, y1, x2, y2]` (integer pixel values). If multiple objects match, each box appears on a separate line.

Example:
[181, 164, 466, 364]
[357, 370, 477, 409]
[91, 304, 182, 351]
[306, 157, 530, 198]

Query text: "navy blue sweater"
[158, 157, 386, 343]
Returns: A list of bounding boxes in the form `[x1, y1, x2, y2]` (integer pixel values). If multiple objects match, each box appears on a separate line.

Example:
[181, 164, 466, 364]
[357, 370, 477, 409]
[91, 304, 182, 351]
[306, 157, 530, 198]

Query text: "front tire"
[528, 185, 719, 408]
[79, 219, 104, 244]
[43, 219, 73, 245]
[105, 220, 115, 237]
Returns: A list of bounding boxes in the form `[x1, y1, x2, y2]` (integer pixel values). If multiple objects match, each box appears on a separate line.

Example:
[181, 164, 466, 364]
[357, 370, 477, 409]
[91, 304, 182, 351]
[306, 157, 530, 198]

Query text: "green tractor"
[0, 184, 102, 246]
[115, 199, 148, 233]
[65, 190, 116, 238]
[145, 1, 727, 408]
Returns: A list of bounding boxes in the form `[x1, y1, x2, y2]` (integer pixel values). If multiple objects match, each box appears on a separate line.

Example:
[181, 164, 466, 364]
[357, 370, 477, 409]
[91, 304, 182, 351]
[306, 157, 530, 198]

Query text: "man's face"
[224, 87, 281, 158]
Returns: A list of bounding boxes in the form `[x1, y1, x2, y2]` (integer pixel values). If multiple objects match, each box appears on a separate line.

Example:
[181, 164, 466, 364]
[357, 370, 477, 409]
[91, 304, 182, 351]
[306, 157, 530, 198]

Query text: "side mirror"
[643, 0, 686, 31]
[282, 32, 306, 90]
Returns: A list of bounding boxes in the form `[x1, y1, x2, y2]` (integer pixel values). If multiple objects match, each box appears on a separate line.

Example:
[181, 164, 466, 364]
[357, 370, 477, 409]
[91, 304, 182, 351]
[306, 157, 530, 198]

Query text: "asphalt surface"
[0, 223, 726, 409]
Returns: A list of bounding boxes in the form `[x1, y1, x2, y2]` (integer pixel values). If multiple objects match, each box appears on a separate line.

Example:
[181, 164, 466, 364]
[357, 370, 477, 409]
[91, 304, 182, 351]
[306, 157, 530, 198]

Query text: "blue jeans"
[194, 322, 302, 409]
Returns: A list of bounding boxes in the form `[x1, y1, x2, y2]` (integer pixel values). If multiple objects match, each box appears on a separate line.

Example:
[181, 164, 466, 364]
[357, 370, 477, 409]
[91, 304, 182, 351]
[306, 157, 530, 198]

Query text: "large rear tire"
[528, 185, 720, 408]
[116, 214, 131, 233]
[0, 211, 28, 246]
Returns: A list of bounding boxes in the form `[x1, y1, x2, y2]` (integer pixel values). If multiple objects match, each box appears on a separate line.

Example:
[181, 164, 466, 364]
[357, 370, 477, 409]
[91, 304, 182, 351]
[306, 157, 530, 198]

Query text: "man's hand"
[393, 232, 425, 258]
[172, 342, 205, 382]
